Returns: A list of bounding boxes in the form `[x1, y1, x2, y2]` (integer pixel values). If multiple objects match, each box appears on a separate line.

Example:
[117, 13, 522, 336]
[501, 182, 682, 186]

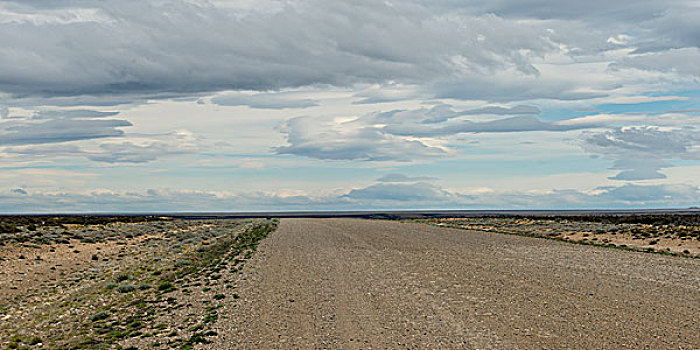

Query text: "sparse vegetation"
[418, 215, 699, 258]
[0, 218, 278, 349]
[115, 284, 138, 293]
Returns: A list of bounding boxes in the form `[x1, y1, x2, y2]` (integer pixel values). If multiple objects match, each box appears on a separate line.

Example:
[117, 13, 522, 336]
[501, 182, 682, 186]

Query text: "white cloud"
[276, 104, 596, 161]
[275, 115, 448, 161]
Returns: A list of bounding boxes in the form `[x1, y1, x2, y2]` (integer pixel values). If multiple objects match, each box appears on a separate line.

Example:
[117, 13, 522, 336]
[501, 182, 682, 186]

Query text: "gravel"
[215, 218, 699, 349]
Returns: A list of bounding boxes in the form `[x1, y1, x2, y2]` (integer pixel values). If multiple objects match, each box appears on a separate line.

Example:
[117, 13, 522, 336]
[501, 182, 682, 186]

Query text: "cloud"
[275, 115, 447, 161]
[422, 104, 540, 124]
[0, 0, 560, 101]
[376, 173, 438, 183]
[610, 48, 700, 79]
[3, 128, 198, 164]
[352, 84, 423, 104]
[0, 109, 130, 146]
[210, 92, 318, 109]
[31, 109, 120, 119]
[276, 104, 598, 161]
[386, 115, 589, 137]
[86, 130, 199, 163]
[583, 126, 700, 180]
[344, 182, 453, 201]
[87, 142, 170, 163]
[559, 112, 700, 128]
[4, 143, 82, 156]
[1, 182, 698, 213]
[421, 1, 700, 53]
[583, 126, 700, 159]
[11, 188, 27, 195]
[0, 0, 694, 109]
[595, 183, 699, 204]
[607, 158, 673, 181]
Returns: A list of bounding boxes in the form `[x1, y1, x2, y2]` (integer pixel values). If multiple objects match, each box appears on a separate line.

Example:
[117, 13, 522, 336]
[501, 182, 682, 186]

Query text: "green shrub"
[116, 284, 137, 293]
[91, 311, 110, 322]
[175, 259, 193, 267]
[157, 282, 175, 293]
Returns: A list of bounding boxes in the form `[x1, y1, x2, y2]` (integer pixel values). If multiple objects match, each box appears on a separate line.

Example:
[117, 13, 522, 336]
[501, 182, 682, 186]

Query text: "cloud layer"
[2, 181, 698, 213]
[277, 104, 597, 161]
[1, 0, 697, 104]
[0, 0, 698, 212]
[583, 126, 700, 180]
[0, 109, 130, 145]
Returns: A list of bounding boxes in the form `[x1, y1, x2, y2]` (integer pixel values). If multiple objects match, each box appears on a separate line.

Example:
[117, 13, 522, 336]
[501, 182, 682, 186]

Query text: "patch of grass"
[91, 311, 110, 322]
[175, 259, 193, 267]
[115, 274, 132, 282]
[157, 282, 176, 293]
[115, 284, 138, 293]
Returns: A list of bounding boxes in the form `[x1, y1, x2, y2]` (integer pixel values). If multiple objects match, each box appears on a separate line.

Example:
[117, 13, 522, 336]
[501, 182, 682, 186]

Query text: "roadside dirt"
[217, 218, 700, 349]
[429, 217, 700, 256]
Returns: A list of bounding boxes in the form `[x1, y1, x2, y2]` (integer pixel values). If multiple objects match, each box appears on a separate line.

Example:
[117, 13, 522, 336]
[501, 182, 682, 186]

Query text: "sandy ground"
[0, 234, 161, 301]
[0, 219, 272, 349]
[433, 218, 700, 256]
[561, 230, 700, 255]
[215, 218, 700, 349]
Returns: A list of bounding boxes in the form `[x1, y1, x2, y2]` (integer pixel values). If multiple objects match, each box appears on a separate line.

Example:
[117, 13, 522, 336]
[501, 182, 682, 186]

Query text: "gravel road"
[215, 219, 699, 349]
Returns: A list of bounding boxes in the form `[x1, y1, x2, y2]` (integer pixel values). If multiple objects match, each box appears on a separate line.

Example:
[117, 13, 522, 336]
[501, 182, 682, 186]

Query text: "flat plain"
[219, 218, 699, 349]
[1, 216, 699, 349]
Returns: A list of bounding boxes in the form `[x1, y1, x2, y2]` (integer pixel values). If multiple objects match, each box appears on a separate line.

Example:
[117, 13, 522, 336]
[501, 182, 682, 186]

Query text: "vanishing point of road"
[216, 219, 699, 349]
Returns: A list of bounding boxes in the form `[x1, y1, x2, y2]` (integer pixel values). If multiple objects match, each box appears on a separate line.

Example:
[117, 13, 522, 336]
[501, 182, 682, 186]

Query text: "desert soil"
[216, 218, 699, 349]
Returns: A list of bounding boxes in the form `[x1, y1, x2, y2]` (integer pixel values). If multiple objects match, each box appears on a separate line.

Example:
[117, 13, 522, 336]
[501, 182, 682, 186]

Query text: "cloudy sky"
[1, 0, 699, 213]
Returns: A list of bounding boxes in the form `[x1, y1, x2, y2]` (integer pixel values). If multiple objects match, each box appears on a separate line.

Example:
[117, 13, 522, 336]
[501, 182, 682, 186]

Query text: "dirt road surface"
[215, 219, 699, 349]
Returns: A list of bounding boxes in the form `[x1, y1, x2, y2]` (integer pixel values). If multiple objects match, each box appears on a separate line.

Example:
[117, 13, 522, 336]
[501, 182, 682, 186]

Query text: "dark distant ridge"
[4, 209, 700, 222]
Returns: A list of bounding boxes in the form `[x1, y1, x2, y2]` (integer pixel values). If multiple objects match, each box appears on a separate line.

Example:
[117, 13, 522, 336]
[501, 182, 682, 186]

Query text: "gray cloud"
[610, 48, 700, 79]
[376, 174, 438, 183]
[86, 130, 199, 163]
[462, 105, 541, 115]
[275, 116, 447, 161]
[11, 188, 27, 195]
[0, 0, 694, 108]
[0, 0, 557, 101]
[276, 104, 598, 161]
[607, 158, 673, 181]
[344, 182, 453, 201]
[4, 143, 82, 156]
[87, 142, 170, 163]
[210, 92, 318, 109]
[420, 0, 700, 53]
[422, 104, 540, 124]
[31, 109, 119, 119]
[386, 115, 588, 137]
[433, 76, 611, 102]
[0, 112, 131, 146]
[1, 182, 698, 213]
[583, 126, 700, 181]
[584, 126, 700, 159]
[2, 121, 196, 164]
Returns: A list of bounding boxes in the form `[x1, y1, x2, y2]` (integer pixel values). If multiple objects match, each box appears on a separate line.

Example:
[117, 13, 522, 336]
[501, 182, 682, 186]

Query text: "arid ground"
[220, 219, 698, 349]
[1, 217, 699, 349]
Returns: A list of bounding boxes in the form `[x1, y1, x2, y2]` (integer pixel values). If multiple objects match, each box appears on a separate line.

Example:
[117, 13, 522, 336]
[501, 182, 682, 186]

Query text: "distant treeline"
[0, 216, 166, 233]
